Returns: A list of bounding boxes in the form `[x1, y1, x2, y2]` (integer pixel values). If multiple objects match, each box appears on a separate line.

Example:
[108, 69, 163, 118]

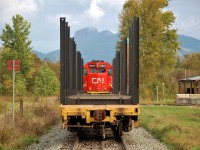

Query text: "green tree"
[34, 63, 59, 97]
[0, 14, 33, 95]
[118, 0, 180, 99]
[180, 53, 200, 77]
[15, 75, 27, 96]
[0, 14, 32, 75]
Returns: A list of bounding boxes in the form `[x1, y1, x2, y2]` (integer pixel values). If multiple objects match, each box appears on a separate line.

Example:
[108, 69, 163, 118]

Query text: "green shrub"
[22, 135, 39, 146]
[17, 135, 39, 149]
[0, 144, 6, 150]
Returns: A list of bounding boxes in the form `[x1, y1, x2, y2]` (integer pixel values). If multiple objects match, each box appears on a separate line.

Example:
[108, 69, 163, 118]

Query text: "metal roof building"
[178, 76, 200, 94]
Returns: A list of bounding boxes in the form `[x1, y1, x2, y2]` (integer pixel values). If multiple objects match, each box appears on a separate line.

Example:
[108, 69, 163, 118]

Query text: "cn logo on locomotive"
[92, 78, 104, 84]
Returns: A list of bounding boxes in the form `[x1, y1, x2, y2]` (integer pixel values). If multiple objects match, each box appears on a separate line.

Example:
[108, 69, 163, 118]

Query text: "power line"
[178, 23, 200, 32]
[180, 29, 200, 35]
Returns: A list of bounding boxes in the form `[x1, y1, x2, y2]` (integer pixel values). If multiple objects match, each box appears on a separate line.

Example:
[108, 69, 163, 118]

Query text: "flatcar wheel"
[77, 122, 83, 139]
[117, 122, 123, 138]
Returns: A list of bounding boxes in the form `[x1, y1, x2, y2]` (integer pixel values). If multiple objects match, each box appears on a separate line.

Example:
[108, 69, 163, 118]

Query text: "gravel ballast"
[27, 125, 168, 150]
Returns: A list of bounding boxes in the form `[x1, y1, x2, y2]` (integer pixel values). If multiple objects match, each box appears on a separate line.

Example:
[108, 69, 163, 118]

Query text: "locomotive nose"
[93, 109, 106, 122]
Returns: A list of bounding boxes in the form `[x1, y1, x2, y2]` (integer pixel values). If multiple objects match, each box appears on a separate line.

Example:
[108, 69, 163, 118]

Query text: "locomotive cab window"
[98, 68, 106, 73]
[84, 68, 88, 75]
[90, 68, 97, 73]
[108, 68, 112, 75]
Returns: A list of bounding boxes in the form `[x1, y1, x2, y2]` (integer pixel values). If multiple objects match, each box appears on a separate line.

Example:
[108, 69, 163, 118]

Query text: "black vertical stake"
[68, 38, 72, 95]
[60, 17, 66, 104]
[73, 43, 77, 94]
[65, 26, 70, 103]
[76, 51, 81, 92]
[116, 51, 120, 94]
[129, 22, 134, 96]
[81, 58, 84, 91]
[76, 51, 78, 93]
[64, 25, 70, 104]
[112, 58, 115, 94]
[120, 39, 127, 95]
[69, 38, 75, 95]
[133, 17, 139, 104]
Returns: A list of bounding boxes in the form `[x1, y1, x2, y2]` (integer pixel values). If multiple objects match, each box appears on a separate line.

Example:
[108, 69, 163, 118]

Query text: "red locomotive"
[83, 60, 112, 93]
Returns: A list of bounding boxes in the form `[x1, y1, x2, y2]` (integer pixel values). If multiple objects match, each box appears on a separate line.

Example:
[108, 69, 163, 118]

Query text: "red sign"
[7, 66, 21, 71]
[7, 60, 21, 66]
[7, 60, 21, 71]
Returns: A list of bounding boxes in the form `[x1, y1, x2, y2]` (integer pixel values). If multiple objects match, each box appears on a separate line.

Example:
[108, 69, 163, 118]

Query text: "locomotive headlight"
[104, 88, 107, 91]
[89, 87, 91, 90]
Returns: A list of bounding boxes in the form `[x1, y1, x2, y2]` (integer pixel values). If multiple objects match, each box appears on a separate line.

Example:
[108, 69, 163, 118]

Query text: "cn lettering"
[92, 78, 104, 84]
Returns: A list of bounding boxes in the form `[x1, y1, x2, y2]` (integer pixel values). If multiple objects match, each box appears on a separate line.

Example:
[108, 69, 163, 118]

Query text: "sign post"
[162, 83, 165, 105]
[7, 60, 21, 128]
[12, 60, 15, 128]
[156, 86, 158, 103]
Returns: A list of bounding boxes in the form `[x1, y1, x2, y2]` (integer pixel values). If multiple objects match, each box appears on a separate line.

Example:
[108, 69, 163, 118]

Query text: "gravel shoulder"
[122, 127, 168, 150]
[27, 125, 68, 150]
[27, 125, 168, 150]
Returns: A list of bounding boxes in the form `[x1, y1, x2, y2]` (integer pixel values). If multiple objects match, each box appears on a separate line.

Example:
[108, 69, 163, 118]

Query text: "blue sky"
[0, 0, 200, 53]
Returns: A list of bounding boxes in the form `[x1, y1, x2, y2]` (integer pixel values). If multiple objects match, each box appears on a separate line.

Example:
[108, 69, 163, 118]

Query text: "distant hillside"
[32, 27, 200, 62]
[33, 50, 60, 62]
[178, 35, 200, 55]
[74, 27, 119, 63]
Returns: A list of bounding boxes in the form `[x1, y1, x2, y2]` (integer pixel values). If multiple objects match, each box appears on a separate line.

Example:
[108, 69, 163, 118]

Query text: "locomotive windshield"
[90, 68, 97, 73]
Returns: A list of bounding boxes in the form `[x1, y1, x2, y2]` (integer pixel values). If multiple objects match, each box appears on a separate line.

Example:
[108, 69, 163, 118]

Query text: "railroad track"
[60, 128, 129, 150]
[27, 125, 168, 150]
[60, 132, 79, 150]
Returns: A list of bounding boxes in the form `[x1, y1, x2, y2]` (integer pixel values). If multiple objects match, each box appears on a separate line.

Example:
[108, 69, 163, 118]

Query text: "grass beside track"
[140, 105, 200, 150]
[0, 96, 60, 150]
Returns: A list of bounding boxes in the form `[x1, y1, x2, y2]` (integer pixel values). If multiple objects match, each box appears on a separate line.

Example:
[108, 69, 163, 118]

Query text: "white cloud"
[100, 0, 126, 8]
[85, 0, 105, 20]
[166, 0, 200, 39]
[0, 0, 41, 24]
[46, 14, 71, 25]
[1, 0, 199, 53]
[46, 14, 81, 28]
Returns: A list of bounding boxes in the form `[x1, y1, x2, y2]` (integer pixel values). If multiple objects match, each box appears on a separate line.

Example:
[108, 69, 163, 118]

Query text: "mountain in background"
[33, 50, 60, 62]
[178, 35, 200, 55]
[32, 27, 200, 62]
[74, 27, 119, 63]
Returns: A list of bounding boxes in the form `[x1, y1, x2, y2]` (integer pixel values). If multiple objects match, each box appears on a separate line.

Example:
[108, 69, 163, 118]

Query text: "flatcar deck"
[65, 94, 133, 105]
[68, 94, 131, 100]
